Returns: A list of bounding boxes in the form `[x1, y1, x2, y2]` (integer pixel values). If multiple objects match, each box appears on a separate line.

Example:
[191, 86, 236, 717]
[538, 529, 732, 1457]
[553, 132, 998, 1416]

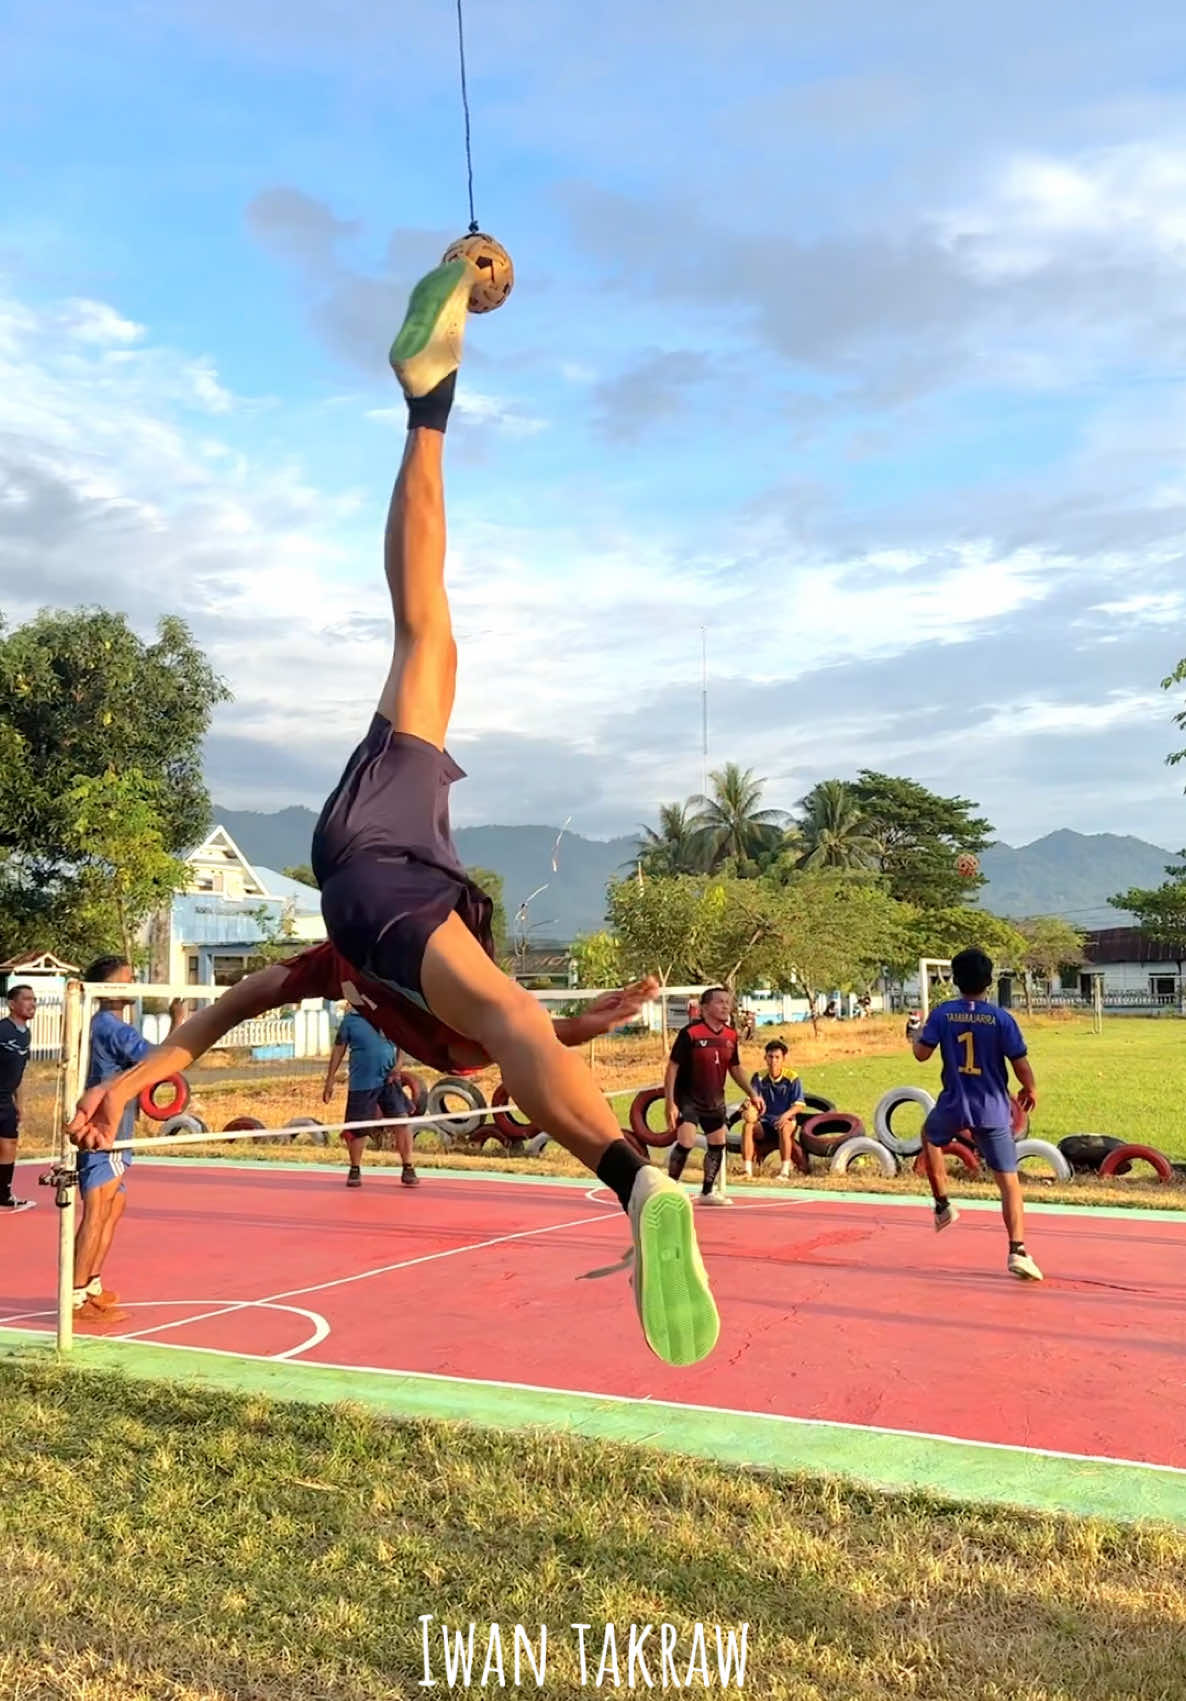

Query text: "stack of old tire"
[625, 1088, 867, 1171]
[847, 1088, 1078, 1182]
[1057, 1134, 1176, 1185]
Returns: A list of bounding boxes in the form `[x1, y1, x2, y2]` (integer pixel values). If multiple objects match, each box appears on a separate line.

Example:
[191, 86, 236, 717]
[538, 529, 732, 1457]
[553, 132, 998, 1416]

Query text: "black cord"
[456, 0, 479, 233]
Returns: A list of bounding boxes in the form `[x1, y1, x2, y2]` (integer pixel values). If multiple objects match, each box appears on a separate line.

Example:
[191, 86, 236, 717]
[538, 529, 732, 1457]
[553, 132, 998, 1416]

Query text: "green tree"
[1164, 655, 1186, 774]
[282, 863, 316, 888]
[849, 770, 994, 908]
[0, 608, 229, 957]
[467, 866, 509, 963]
[755, 872, 909, 1032]
[633, 801, 705, 877]
[61, 768, 190, 964]
[569, 930, 623, 988]
[796, 779, 881, 870]
[691, 763, 787, 874]
[1015, 916, 1085, 1013]
[905, 906, 1027, 974]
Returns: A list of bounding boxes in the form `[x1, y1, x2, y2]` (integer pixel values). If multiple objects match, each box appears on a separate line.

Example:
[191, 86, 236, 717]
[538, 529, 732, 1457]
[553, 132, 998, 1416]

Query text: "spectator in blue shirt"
[740, 1039, 806, 1180]
[913, 947, 1041, 1281]
[75, 957, 184, 1325]
[323, 1009, 418, 1190]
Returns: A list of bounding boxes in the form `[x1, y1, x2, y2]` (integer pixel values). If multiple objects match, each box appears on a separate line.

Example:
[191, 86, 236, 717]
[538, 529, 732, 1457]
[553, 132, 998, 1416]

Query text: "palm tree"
[796, 779, 882, 870]
[633, 800, 705, 876]
[690, 764, 787, 872]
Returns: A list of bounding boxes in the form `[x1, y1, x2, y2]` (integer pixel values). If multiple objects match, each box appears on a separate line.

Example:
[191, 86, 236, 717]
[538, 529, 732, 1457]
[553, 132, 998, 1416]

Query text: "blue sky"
[4, 0, 1186, 851]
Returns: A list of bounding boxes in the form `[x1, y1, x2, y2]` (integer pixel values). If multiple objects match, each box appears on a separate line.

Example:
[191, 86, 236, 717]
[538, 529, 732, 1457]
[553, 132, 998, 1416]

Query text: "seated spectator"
[740, 1038, 806, 1181]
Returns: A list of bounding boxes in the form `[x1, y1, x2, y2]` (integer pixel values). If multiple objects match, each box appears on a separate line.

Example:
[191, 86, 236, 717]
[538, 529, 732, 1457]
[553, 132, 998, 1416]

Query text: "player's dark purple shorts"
[924, 1111, 1017, 1174]
[311, 715, 494, 1005]
[343, 1081, 414, 1141]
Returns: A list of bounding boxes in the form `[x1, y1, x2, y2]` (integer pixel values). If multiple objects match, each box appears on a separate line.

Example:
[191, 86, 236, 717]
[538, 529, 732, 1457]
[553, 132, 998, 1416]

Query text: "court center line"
[115, 1208, 618, 1347]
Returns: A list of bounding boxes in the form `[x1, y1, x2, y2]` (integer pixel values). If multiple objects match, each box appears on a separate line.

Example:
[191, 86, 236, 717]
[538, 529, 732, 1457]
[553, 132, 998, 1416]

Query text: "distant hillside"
[212, 808, 1178, 938]
[978, 830, 1176, 928]
[212, 806, 634, 938]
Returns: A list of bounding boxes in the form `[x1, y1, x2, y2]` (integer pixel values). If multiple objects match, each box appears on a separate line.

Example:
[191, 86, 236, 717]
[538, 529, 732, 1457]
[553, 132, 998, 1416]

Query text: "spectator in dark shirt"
[0, 984, 36, 1213]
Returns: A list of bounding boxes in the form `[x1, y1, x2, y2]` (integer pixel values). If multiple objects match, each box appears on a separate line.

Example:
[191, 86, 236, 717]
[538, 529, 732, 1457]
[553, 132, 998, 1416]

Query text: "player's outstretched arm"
[68, 964, 296, 1150]
[551, 977, 659, 1047]
[1012, 1055, 1037, 1111]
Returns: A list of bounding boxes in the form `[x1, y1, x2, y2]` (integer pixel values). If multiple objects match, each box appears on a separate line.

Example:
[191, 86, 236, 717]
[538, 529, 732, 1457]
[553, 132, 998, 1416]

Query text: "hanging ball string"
[456, 0, 479, 234]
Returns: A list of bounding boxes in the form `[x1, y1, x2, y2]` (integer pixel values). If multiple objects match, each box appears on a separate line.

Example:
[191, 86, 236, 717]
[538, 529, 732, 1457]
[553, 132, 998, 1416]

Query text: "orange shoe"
[74, 1298, 129, 1326]
[87, 1287, 121, 1309]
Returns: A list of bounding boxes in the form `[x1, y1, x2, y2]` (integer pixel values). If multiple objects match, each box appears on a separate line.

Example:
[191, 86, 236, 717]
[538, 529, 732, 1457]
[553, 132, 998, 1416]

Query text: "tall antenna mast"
[700, 625, 709, 796]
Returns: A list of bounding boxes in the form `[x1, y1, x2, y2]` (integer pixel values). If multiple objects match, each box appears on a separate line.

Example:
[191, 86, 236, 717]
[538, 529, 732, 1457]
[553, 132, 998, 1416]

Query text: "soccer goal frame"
[918, 958, 953, 1022]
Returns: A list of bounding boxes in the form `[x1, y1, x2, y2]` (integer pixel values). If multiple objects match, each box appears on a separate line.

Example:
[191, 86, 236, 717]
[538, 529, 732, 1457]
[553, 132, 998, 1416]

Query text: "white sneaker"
[696, 1190, 732, 1207]
[934, 1203, 959, 1233]
[0, 1198, 35, 1213]
[1008, 1249, 1044, 1282]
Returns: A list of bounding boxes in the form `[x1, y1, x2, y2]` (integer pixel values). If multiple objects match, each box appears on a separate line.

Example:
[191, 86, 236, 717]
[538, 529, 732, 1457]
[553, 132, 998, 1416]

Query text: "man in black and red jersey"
[665, 987, 762, 1205]
[68, 255, 719, 1371]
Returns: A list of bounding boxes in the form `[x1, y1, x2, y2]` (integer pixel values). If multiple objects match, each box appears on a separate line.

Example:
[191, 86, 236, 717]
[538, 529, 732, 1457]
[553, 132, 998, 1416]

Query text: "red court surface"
[2, 1161, 1183, 1488]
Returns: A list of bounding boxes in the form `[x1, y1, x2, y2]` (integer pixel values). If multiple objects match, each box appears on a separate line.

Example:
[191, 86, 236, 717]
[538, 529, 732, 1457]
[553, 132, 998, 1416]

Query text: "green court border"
[4, 1165, 1182, 1528]
[1, 1327, 1182, 1528]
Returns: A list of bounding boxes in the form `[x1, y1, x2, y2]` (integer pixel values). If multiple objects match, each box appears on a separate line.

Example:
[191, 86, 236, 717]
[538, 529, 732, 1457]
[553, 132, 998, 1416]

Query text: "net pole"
[56, 979, 84, 1354]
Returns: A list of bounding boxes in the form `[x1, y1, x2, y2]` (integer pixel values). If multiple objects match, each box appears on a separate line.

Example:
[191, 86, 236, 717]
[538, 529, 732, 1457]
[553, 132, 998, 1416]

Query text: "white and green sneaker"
[628, 1167, 720, 1366]
[389, 259, 476, 398]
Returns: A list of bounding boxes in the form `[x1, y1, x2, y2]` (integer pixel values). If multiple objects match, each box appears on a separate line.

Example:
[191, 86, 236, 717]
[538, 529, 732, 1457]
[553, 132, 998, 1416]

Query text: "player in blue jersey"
[740, 1039, 806, 1179]
[912, 948, 1042, 1281]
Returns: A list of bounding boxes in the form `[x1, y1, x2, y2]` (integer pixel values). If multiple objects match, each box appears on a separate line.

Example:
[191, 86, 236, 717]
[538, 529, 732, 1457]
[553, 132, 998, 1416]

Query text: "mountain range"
[211, 806, 1178, 938]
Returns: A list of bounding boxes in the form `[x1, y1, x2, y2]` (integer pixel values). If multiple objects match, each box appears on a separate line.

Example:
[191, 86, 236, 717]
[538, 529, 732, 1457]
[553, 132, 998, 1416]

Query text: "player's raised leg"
[423, 914, 718, 1366]
[378, 260, 473, 749]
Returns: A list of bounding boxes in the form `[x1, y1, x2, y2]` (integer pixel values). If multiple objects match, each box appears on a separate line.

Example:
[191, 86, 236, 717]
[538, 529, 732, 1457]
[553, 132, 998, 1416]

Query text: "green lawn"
[785, 1017, 1186, 1160]
[2, 1359, 1184, 1701]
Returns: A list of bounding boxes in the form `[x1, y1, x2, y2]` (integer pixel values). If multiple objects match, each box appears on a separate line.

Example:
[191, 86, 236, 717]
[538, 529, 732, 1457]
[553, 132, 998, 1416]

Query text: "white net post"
[56, 979, 84, 1354]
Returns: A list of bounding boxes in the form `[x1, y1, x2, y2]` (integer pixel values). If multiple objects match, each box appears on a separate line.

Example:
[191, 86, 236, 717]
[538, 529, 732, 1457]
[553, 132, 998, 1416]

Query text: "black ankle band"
[596, 1139, 646, 1212]
[407, 371, 457, 434]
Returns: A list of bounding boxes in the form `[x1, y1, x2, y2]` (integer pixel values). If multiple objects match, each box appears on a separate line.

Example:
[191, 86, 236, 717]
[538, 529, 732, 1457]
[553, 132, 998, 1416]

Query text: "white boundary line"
[0, 1299, 331, 1360]
[0, 1207, 616, 1354]
[1, 1321, 1180, 1481]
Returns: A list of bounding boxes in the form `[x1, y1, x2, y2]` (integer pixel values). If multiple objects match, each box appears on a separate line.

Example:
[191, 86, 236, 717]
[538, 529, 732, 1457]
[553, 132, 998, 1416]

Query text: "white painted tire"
[160, 1113, 208, 1138]
[523, 1132, 550, 1157]
[873, 1087, 934, 1157]
[426, 1077, 487, 1139]
[1014, 1139, 1073, 1183]
[830, 1136, 899, 1177]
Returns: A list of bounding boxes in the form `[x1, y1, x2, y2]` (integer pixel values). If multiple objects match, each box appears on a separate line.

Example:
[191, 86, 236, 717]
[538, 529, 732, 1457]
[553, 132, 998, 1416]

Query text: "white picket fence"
[28, 1000, 331, 1062]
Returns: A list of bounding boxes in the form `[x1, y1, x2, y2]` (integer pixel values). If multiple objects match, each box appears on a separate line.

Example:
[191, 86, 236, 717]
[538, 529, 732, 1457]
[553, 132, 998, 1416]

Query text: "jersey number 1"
[956, 1030, 981, 1075]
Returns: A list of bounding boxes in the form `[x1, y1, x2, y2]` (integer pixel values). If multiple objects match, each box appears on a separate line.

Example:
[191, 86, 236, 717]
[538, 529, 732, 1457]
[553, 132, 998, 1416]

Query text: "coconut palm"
[633, 800, 705, 876]
[796, 779, 882, 870]
[690, 764, 787, 872]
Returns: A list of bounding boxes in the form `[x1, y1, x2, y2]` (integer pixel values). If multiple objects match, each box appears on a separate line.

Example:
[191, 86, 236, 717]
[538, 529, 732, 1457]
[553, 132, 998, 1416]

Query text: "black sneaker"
[400, 1166, 420, 1188]
[0, 1198, 35, 1213]
[346, 1167, 362, 1189]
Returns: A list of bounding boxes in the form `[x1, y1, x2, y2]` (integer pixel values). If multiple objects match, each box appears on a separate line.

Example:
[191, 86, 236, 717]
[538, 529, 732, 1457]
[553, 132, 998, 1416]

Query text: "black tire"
[426, 1076, 487, 1139]
[1058, 1134, 1126, 1173]
[803, 1092, 836, 1115]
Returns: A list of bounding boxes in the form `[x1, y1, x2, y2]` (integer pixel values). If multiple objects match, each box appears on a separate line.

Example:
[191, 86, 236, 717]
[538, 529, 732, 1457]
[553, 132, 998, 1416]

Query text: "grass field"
[1, 1358, 1184, 1701]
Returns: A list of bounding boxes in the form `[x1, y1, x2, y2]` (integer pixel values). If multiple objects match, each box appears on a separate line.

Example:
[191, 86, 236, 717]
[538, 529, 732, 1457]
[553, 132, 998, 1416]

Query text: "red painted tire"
[629, 1086, 675, 1149]
[139, 1074, 189, 1120]
[223, 1116, 265, 1132]
[914, 1138, 981, 1178]
[397, 1070, 428, 1116]
[1099, 1143, 1173, 1184]
[621, 1125, 650, 1161]
[799, 1112, 865, 1158]
[1010, 1096, 1031, 1137]
[491, 1081, 539, 1144]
